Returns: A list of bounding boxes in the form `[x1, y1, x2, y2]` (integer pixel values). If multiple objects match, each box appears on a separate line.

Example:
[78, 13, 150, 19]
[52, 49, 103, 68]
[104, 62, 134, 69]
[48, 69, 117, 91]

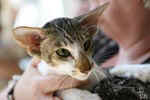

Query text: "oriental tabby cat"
[13, 2, 150, 83]
[13, 3, 108, 81]
[12, 1, 150, 100]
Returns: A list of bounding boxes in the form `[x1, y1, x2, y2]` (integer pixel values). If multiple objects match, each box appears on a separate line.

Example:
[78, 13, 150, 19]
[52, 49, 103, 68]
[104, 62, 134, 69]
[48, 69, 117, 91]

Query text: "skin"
[98, 0, 150, 65]
[0, 58, 86, 100]
[1, 0, 150, 100]
[13, 59, 86, 100]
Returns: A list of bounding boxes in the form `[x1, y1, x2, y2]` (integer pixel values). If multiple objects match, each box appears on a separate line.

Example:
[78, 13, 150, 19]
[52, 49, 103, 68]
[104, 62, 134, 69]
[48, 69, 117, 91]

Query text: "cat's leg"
[110, 64, 150, 82]
[57, 88, 101, 100]
[143, 0, 150, 8]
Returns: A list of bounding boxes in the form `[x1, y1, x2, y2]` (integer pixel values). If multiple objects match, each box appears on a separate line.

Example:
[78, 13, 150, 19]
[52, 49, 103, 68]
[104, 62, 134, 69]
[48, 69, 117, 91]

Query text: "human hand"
[14, 58, 87, 100]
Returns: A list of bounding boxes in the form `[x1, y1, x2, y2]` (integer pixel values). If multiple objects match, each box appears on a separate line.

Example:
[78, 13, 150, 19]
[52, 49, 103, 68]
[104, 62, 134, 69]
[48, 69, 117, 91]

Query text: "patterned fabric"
[92, 76, 150, 100]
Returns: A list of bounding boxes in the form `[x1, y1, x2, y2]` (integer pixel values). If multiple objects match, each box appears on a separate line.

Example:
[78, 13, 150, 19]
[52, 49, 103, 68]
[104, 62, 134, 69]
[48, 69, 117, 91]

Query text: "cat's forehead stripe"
[43, 18, 88, 44]
[54, 18, 78, 42]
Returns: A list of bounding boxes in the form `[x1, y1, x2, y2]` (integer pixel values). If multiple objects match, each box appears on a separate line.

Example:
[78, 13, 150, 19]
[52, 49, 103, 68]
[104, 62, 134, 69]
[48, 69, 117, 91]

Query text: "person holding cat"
[1, 0, 150, 100]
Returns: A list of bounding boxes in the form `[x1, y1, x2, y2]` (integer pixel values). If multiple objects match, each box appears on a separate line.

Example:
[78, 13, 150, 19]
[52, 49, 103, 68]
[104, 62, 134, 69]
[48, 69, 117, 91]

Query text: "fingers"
[36, 74, 87, 93]
[57, 77, 88, 90]
[23, 59, 87, 93]
[22, 58, 88, 98]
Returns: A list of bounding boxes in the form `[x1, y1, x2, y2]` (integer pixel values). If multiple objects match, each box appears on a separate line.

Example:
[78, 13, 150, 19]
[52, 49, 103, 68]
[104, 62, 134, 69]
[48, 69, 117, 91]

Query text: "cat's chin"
[70, 71, 92, 81]
[71, 76, 89, 81]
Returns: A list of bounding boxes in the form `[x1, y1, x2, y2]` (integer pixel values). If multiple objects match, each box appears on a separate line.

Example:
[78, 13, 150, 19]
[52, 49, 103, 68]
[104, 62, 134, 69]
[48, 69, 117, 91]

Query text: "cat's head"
[13, 3, 108, 80]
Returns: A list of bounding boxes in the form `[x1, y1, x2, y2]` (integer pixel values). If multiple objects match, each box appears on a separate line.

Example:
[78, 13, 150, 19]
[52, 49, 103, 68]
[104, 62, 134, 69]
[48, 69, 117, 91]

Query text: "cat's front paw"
[57, 88, 101, 100]
[110, 64, 150, 82]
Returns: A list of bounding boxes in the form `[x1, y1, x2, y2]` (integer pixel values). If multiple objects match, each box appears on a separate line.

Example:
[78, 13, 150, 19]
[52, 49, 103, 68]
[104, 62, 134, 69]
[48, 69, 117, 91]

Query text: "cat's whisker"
[92, 69, 101, 82]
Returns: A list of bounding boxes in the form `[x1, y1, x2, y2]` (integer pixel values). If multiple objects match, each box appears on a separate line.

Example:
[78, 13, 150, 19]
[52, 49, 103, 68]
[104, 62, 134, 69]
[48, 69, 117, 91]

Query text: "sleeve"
[0, 75, 21, 100]
[92, 75, 150, 100]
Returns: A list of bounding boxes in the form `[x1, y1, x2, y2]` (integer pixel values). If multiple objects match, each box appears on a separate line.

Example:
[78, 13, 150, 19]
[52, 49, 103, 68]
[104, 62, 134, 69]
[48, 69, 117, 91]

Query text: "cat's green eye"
[84, 40, 91, 51]
[56, 48, 71, 57]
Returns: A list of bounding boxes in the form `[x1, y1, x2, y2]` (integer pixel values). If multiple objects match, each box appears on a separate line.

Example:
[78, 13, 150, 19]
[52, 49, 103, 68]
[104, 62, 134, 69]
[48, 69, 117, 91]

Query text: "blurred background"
[0, 0, 100, 91]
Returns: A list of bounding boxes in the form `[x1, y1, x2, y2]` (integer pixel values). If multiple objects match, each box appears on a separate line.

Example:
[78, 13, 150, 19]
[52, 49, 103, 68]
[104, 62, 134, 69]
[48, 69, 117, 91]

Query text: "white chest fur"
[110, 64, 150, 82]
[37, 60, 90, 80]
[37, 60, 73, 75]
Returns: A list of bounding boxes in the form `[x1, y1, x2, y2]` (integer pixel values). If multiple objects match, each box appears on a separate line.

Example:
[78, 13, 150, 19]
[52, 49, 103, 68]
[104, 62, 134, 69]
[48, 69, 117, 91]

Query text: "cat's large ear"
[13, 26, 46, 57]
[75, 2, 109, 26]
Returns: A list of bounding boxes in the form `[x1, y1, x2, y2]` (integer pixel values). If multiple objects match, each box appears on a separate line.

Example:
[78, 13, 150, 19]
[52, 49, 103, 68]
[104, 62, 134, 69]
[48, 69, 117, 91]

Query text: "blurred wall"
[63, 0, 90, 17]
[14, 0, 65, 27]
[0, 0, 23, 91]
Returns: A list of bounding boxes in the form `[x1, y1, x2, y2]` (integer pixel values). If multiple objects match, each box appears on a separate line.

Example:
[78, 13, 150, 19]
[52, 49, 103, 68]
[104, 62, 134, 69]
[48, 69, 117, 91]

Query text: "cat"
[12, 2, 150, 100]
[12, 3, 110, 100]
[13, 3, 108, 81]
